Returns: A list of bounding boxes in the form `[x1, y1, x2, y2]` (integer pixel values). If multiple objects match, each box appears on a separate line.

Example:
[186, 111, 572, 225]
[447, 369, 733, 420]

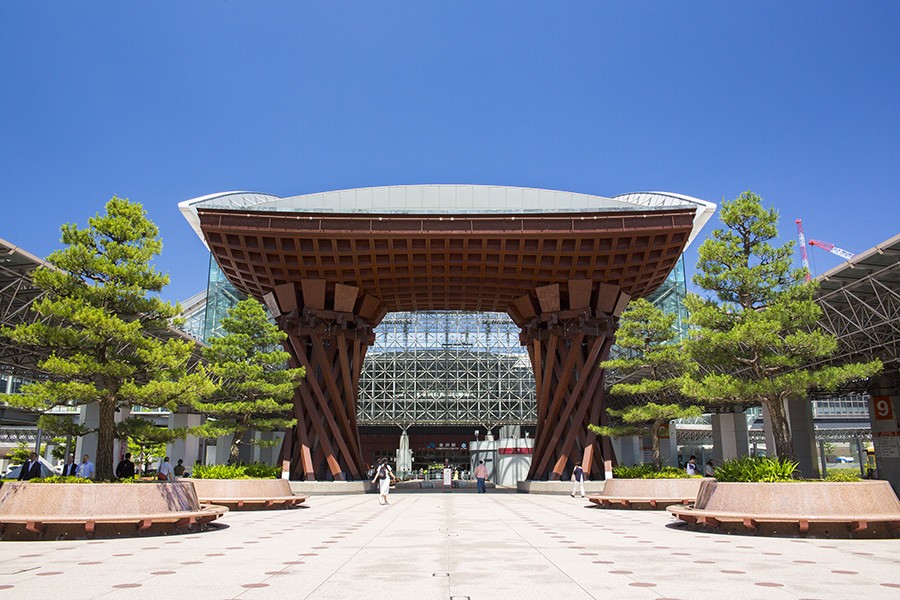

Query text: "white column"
[215, 434, 234, 464]
[784, 397, 820, 479]
[661, 423, 679, 467]
[166, 413, 203, 469]
[711, 408, 750, 463]
[75, 403, 100, 464]
[616, 435, 643, 465]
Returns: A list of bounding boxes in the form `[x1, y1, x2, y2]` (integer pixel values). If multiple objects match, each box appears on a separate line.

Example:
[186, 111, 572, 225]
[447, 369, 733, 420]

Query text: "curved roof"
[180, 185, 715, 251]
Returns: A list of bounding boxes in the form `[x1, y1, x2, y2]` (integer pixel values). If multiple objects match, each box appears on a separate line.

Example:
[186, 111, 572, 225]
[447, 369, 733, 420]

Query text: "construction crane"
[795, 219, 812, 281]
[809, 239, 855, 261]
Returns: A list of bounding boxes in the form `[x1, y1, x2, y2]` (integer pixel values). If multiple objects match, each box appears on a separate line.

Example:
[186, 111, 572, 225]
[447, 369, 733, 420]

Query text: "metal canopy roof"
[0, 237, 51, 373]
[813, 232, 900, 380]
[0, 237, 204, 378]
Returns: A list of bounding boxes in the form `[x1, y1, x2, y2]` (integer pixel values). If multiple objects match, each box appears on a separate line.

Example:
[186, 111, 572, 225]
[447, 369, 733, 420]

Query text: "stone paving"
[1, 492, 898, 599]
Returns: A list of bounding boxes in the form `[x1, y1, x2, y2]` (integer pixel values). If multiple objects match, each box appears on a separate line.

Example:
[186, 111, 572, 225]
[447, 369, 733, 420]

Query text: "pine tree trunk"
[96, 398, 116, 481]
[651, 419, 664, 471]
[763, 398, 795, 461]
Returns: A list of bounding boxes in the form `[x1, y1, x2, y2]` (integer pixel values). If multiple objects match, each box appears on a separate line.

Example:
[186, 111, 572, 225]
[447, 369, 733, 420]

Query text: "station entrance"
[181, 186, 714, 481]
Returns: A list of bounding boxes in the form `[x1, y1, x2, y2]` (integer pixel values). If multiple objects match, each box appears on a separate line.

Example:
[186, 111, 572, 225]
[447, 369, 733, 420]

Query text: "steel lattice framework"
[0, 238, 52, 375]
[358, 311, 536, 426]
[812, 233, 900, 393]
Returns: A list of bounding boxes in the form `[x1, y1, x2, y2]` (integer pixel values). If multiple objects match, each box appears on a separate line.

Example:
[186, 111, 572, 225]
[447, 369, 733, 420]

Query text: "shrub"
[192, 462, 279, 480]
[713, 456, 798, 482]
[242, 462, 281, 479]
[29, 476, 93, 484]
[824, 470, 861, 482]
[612, 464, 696, 479]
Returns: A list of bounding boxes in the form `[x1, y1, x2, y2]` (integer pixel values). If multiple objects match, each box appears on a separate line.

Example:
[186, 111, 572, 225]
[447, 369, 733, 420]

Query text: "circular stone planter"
[588, 477, 707, 510]
[667, 479, 900, 538]
[0, 481, 227, 540]
[189, 478, 307, 510]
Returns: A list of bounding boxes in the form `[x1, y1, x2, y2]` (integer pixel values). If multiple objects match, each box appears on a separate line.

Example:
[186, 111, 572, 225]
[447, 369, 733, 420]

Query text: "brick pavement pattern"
[1, 493, 898, 599]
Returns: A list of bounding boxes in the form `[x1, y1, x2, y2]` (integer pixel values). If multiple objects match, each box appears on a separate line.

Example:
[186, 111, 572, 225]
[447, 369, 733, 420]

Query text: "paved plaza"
[1, 492, 898, 599]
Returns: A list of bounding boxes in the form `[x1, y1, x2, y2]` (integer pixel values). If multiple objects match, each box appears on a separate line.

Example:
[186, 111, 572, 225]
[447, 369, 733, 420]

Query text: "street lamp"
[474, 429, 480, 442]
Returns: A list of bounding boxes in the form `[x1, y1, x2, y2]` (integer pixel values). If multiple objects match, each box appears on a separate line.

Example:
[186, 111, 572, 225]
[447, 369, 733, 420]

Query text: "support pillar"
[265, 280, 382, 481]
[868, 373, 900, 495]
[615, 435, 643, 466]
[76, 404, 100, 466]
[764, 398, 819, 477]
[785, 397, 820, 478]
[166, 412, 203, 469]
[711, 407, 750, 463]
[509, 280, 626, 481]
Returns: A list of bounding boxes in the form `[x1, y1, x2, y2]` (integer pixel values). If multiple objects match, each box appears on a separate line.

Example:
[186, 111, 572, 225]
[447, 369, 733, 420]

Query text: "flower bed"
[0, 481, 226, 540]
[667, 480, 900, 538]
[189, 478, 306, 510]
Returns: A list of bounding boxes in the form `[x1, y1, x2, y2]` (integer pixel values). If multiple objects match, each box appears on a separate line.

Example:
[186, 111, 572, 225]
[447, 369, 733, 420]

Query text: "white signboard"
[874, 432, 900, 458]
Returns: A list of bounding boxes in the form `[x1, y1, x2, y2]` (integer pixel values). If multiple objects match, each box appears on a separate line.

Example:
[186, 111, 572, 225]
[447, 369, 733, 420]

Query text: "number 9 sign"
[873, 396, 894, 420]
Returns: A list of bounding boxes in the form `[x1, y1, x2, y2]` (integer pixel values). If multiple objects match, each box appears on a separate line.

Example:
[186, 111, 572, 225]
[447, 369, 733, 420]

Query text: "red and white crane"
[796, 219, 856, 279]
[808, 239, 855, 261]
[795, 219, 812, 281]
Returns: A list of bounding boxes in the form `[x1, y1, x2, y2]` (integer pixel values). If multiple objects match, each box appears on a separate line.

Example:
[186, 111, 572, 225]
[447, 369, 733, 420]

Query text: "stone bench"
[0, 481, 227, 540]
[667, 480, 900, 538]
[588, 477, 706, 510]
[190, 478, 307, 510]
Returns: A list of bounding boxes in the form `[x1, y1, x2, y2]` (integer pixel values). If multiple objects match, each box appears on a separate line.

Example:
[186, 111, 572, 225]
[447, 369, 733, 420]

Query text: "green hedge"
[192, 462, 280, 480]
[824, 470, 861, 482]
[713, 456, 798, 482]
[612, 465, 698, 479]
[29, 476, 94, 484]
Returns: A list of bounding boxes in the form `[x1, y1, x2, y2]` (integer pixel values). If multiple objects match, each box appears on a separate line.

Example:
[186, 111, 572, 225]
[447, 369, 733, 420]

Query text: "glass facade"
[357, 312, 535, 426]
[202, 256, 244, 343]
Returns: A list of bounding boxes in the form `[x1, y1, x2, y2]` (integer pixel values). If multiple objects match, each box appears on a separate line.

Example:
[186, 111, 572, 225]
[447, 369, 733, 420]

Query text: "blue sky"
[2, 3, 898, 303]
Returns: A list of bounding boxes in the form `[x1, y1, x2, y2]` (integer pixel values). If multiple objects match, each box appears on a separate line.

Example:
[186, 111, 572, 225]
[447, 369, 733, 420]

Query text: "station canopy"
[180, 185, 715, 317]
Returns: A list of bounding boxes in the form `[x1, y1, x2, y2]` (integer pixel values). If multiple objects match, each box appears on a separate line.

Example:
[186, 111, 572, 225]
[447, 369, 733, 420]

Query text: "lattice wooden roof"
[196, 207, 696, 315]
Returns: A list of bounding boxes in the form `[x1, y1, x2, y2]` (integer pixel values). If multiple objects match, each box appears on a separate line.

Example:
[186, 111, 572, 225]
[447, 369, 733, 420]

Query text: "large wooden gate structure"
[183, 186, 713, 480]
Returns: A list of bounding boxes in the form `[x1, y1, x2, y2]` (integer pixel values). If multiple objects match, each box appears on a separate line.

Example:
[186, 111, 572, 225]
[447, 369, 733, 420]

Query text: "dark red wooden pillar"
[508, 280, 630, 481]
[264, 280, 385, 481]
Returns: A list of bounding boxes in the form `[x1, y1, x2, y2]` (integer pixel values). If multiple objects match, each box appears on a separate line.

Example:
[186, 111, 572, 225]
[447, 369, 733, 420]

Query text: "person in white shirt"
[76, 454, 95, 479]
[370, 457, 395, 505]
[570, 462, 585, 498]
[157, 456, 174, 482]
[685, 455, 698, 476]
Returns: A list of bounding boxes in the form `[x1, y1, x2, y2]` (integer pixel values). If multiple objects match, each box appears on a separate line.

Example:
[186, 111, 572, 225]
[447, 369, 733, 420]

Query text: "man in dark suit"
[17, 452, 42, 480]
[61, 453, 78, 477]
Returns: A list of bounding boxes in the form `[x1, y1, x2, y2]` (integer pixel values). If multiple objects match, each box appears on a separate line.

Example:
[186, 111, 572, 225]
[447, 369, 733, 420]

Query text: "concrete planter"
[668, 480, 900, 538]
[190, 478, 306, 510]
[588, 477, 706, 509]
[0, 481, 226, 540]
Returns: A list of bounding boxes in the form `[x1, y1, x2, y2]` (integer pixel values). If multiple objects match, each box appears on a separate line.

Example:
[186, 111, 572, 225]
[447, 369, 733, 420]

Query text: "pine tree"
[191, 297, 304, 462]
[590, 298, 702, 470]
[683, 191, 881, 460]
[116, 415, 184, 476]
[1, 197, 212, 480]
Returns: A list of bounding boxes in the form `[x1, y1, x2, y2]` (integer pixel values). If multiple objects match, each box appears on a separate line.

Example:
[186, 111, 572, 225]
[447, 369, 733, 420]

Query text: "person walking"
[17, 452, 42, 480]
[474, 459, 488, 493]
[157, 456, 174, 482]
[371, 457, 395, 505]
[570, 462, 585, 498]
[76, 454, 95, 479]
[685, 455, 698, 476]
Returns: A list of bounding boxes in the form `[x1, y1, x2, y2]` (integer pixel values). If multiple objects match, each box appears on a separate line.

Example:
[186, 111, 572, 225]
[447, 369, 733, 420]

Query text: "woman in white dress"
[371, 457, 396, 505]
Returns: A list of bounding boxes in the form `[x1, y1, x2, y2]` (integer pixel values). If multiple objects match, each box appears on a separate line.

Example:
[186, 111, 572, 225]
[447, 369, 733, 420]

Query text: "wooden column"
[508, 280, 630, 481]
[264, 281, 385, 481]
